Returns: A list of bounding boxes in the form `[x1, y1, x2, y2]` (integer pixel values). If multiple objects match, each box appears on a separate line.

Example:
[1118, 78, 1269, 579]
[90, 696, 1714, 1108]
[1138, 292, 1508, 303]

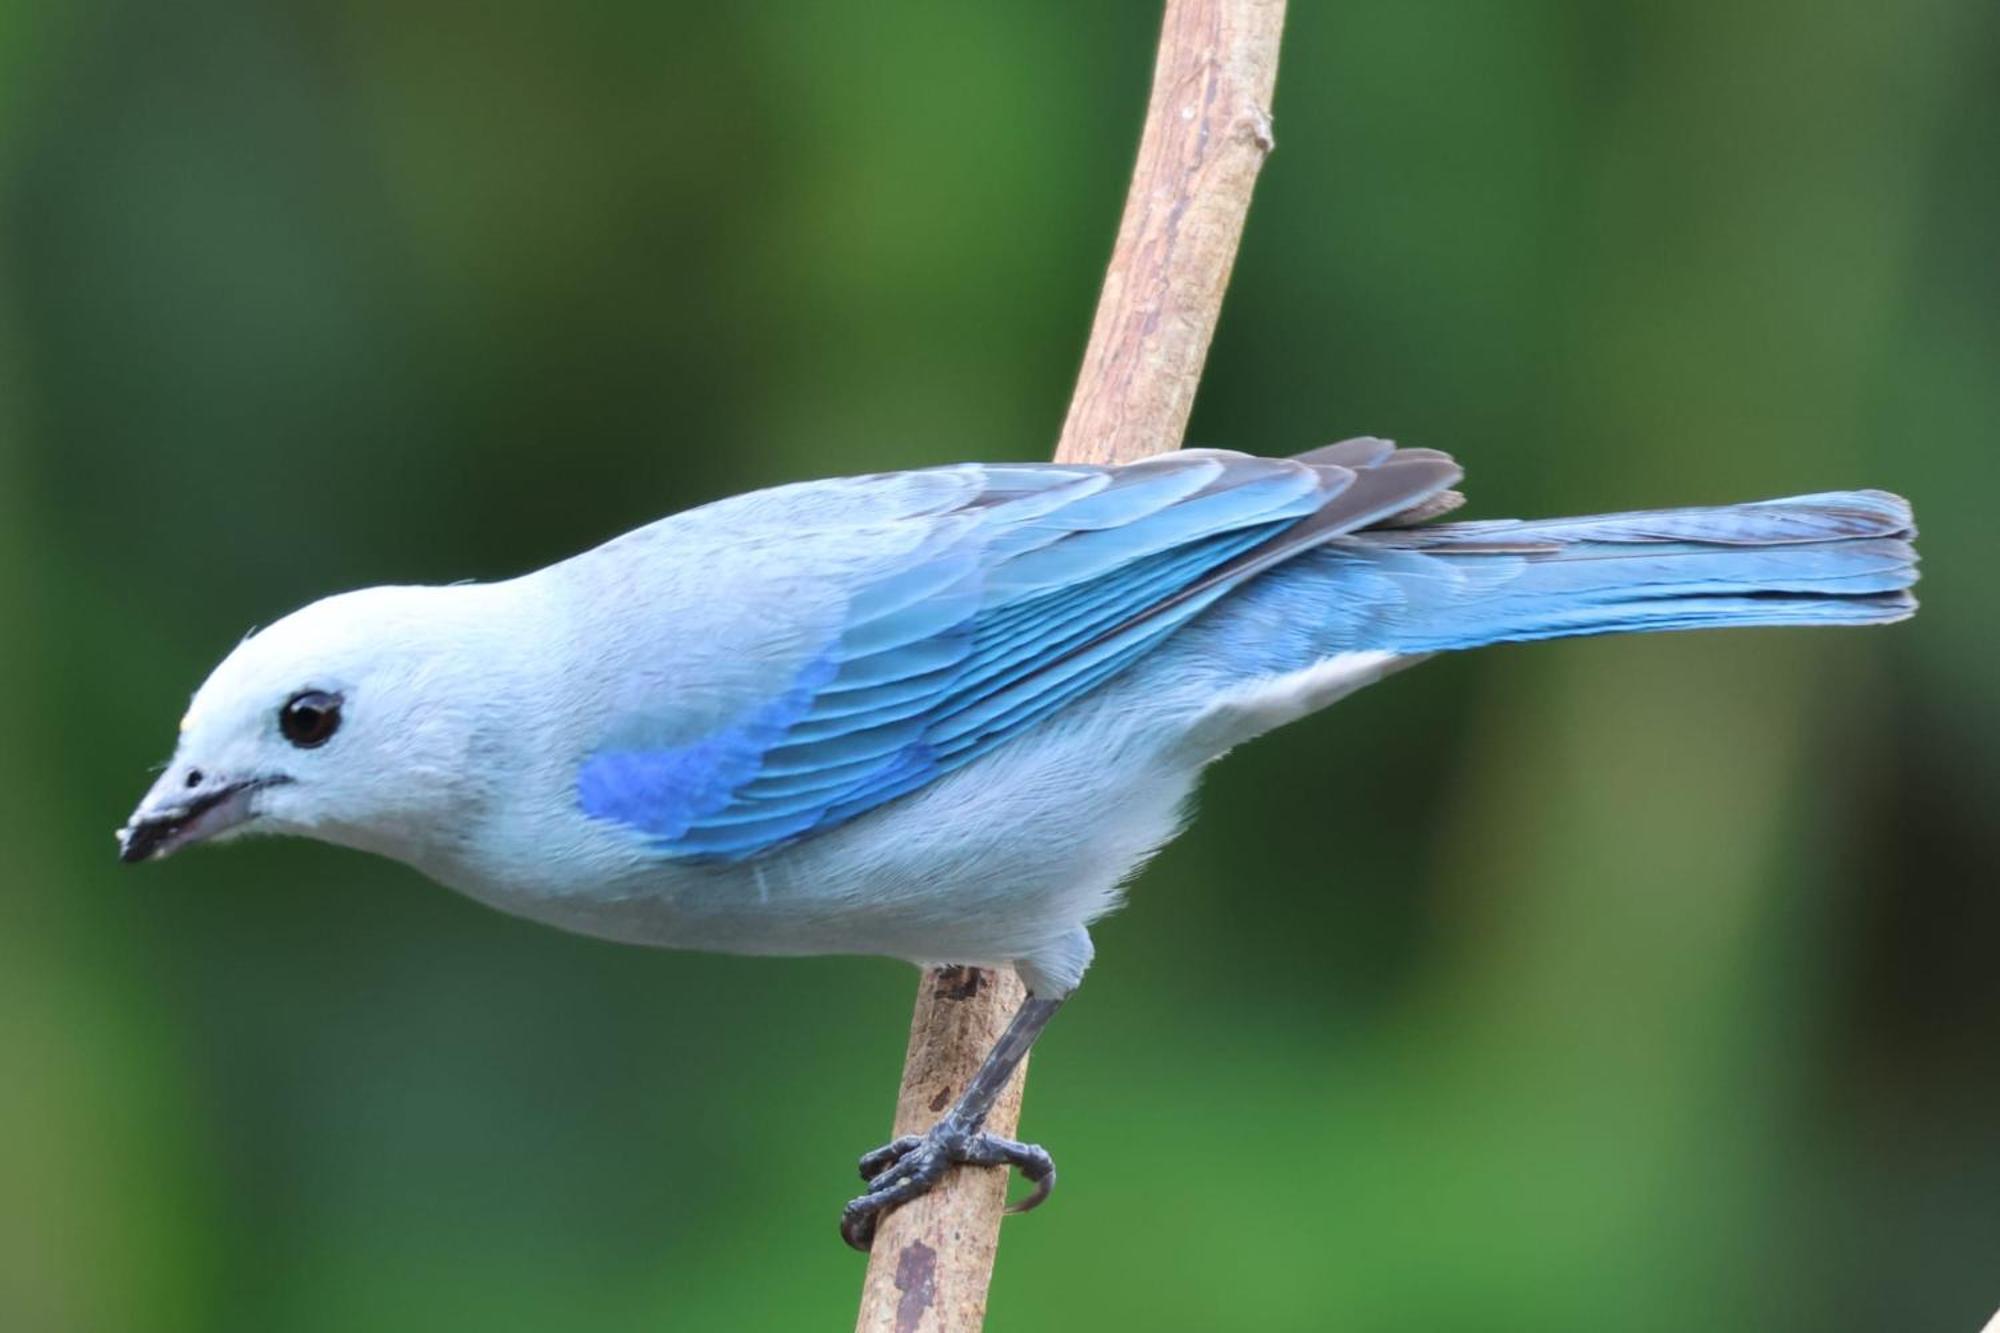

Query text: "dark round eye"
[279, 690, 344, 748]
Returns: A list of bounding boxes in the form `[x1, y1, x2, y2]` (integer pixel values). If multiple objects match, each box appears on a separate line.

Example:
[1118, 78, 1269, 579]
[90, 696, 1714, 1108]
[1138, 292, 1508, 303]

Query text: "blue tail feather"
[1183, 490, 1918, 680]
[1344, 489, 1917, 653]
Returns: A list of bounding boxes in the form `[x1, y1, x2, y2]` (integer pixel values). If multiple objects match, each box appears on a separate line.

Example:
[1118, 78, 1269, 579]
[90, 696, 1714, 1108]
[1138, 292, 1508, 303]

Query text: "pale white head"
[119, 584, 501, 867]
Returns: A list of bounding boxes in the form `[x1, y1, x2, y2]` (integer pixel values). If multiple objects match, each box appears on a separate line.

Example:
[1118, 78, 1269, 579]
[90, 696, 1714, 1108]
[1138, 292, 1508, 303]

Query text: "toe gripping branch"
[840, 991, 1066, 1252]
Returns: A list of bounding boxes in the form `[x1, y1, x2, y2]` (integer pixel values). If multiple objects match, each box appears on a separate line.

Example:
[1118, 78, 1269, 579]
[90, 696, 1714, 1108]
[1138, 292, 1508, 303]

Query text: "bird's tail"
[1331, 489, 1918, 653]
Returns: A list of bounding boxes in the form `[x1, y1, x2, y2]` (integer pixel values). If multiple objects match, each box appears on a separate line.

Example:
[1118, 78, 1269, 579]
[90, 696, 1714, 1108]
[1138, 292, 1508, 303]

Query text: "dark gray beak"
[118, 777, 276, 863]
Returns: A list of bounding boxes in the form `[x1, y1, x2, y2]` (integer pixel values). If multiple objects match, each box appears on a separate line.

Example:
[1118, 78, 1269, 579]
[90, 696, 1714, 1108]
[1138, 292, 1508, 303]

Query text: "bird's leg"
[840, 989, 1066, 1251]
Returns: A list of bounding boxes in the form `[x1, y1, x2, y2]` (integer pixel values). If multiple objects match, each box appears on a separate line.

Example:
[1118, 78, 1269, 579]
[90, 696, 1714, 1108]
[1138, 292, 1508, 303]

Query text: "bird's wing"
[577, 441, 1459, 860]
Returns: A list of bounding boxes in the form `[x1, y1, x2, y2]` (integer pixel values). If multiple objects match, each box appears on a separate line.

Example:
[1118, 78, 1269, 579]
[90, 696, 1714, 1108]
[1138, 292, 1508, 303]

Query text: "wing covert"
[578, 442, 1459, 860]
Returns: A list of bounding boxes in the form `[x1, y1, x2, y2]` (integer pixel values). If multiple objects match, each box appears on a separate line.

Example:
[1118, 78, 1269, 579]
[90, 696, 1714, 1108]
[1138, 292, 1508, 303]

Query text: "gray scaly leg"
[840, 991, 1066, 1251]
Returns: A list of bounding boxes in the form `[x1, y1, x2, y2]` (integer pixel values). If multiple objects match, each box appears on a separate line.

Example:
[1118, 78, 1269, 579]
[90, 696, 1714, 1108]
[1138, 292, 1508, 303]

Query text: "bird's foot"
[839, 1123, 1057, 1251]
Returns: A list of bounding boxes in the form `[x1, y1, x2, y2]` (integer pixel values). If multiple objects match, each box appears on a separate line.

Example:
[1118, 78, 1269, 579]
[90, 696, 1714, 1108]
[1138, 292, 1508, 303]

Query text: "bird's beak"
[117, 775, 280, 863]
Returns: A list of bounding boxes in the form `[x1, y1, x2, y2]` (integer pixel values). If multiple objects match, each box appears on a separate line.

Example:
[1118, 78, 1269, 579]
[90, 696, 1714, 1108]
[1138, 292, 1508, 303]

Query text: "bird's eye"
[279, 690, 343, 748]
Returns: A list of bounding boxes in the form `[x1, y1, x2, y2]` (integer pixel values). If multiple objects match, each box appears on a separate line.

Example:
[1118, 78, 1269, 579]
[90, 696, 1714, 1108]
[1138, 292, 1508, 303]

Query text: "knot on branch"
[1242, 100, 1275, 155]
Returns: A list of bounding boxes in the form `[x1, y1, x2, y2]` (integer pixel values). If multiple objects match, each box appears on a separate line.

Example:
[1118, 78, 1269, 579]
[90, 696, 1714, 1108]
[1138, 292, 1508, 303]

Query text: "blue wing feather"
[576, 444, 1459, 860]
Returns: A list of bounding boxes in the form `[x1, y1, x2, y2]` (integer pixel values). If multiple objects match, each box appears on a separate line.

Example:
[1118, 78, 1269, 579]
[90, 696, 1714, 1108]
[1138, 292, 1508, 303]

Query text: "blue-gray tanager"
[118, 439, 1917, 1247]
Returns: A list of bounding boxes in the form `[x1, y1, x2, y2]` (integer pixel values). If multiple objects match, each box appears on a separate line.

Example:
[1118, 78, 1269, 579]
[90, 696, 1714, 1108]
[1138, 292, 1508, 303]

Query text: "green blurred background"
[4, 1, 1996, 1329]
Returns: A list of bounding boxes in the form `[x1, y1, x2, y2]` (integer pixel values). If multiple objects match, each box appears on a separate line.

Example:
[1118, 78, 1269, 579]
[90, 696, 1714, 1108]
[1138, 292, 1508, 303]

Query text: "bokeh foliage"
[4, 2, 1996, 1329]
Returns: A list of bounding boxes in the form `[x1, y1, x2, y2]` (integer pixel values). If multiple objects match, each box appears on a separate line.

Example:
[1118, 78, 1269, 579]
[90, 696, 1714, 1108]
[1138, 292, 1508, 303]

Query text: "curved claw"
[840, 1198, 886, 1252]
[1002, 1147, 1056, 1215]
[841, 1207, 875, 1252]
[839, 1126, 1059, 1252]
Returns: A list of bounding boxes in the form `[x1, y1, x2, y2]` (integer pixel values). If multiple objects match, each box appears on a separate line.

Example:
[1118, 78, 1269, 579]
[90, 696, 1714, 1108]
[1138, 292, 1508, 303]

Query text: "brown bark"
[855, 3, 1285, 1329]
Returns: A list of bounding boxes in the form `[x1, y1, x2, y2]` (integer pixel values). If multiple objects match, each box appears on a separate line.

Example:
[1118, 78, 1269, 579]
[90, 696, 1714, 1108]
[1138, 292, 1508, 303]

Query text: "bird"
[118, 438, 1917, 1248]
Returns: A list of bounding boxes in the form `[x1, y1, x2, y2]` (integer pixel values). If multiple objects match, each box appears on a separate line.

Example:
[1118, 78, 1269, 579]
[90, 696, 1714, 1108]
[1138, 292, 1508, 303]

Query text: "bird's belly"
[441, 708, 1204, 974]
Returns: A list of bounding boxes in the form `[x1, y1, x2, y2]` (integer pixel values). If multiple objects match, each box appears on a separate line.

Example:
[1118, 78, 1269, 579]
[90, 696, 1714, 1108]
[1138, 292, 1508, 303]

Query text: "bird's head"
[119, 584, 503, 866]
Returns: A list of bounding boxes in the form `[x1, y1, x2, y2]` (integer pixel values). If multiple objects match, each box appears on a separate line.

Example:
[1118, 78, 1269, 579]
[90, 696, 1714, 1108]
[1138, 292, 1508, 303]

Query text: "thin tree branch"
[855, 3, 1285, 1329]
[1057, 0, 1287, 468]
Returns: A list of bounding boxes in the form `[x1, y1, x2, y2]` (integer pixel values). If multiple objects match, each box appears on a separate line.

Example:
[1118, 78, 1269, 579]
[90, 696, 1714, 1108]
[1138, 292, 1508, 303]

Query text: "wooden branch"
[853, 966, 1028, 1333]
[1057, 0, 1288, 469]
[855, 3, 1285, 1330]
